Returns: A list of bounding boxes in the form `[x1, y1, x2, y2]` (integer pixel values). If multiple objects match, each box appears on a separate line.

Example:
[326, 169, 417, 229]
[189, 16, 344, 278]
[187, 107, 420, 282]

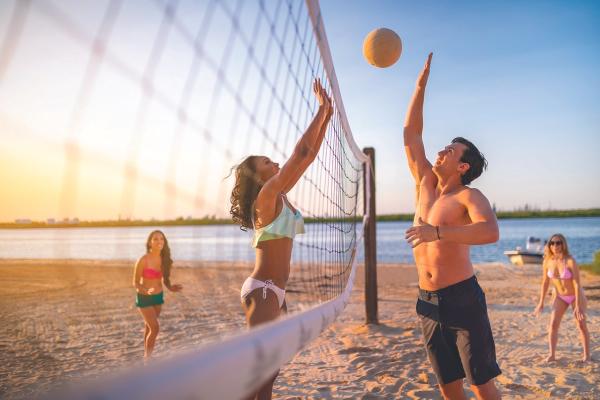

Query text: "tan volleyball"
[362, 28, 402, 68]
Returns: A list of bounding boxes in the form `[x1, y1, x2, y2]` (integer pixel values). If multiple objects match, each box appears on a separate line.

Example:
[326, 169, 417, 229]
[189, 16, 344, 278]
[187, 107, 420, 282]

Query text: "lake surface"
[0, 217, 599, 264]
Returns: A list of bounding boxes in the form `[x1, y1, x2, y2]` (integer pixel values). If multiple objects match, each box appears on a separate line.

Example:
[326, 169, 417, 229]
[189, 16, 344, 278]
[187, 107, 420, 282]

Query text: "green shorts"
[136, 291, 164, 308]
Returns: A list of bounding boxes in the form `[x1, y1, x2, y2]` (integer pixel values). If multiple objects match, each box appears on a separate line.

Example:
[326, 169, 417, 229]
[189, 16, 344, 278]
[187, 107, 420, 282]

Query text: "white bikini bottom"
[240, 277, 285, 308]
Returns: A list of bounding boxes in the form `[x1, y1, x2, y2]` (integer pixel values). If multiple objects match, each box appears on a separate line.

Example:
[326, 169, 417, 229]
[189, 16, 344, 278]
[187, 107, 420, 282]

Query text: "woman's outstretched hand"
[169, 283, 183, 292]
[574, 303, 585, 322]
[313, 78, 332, 116]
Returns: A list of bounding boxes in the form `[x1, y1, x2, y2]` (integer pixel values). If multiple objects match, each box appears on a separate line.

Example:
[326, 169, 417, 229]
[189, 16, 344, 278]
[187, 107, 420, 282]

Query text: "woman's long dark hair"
[229, 155, 262, 231]
[146, 230, 173, 287]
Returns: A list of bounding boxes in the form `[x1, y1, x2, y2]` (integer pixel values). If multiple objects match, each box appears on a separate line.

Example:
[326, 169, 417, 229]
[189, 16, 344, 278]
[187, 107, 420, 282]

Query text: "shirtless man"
[403, 53, 502, 400]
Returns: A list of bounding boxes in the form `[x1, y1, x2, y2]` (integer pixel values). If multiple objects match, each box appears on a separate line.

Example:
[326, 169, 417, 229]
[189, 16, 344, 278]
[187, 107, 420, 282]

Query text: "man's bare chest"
[418, 188, 469, 225]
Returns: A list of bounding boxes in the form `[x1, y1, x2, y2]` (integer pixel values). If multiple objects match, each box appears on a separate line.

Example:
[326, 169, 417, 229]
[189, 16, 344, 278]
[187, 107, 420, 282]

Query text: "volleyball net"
[0, 0, 373, 398]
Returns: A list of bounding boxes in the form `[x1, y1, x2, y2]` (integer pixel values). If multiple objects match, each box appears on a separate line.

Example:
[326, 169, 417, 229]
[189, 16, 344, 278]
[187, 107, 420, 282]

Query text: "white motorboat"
[504, 236, 545, 265]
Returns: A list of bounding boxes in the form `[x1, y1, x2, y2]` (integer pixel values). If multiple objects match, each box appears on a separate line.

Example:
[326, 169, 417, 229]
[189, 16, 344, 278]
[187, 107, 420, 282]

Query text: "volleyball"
[362, 28, 402, 68]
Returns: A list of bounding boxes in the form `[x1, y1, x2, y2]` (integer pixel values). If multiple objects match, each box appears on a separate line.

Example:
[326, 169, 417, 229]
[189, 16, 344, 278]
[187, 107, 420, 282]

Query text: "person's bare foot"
[581, 355, 591, 362]
[545, 355, 556, 362]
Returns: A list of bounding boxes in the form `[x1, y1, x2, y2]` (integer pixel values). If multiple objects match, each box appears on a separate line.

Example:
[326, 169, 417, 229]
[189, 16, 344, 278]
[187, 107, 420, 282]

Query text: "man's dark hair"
[451, 137, 488, 185]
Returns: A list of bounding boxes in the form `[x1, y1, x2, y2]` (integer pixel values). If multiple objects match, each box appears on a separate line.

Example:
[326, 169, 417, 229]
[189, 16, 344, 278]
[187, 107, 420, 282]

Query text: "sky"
[0, 0, 599, 222]
[319, 0, 600, 214]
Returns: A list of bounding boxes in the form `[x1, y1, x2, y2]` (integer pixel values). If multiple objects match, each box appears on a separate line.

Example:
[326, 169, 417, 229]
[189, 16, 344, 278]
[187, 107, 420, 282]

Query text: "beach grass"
[580, 250, 600, 275]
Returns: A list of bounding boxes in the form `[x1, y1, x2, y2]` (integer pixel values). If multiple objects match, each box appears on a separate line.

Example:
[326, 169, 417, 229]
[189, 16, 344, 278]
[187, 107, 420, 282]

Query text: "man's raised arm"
[404, 53, 433, 183]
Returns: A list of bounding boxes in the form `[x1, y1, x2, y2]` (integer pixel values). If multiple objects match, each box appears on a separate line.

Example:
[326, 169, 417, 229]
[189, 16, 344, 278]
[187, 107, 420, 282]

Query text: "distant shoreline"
[379, 208, 600, 222]
[1, 208, 599, 229]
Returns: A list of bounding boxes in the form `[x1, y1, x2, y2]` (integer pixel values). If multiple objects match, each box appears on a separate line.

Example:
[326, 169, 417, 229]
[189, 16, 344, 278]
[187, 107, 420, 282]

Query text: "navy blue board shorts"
[416, 275, 501, 386]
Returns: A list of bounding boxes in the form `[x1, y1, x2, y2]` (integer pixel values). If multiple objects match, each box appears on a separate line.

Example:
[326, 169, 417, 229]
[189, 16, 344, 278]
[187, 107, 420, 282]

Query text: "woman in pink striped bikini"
[534, 233, 591, 362]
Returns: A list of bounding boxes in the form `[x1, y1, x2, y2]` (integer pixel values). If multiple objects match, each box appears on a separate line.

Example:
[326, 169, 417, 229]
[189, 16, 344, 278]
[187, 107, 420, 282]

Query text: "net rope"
[0, 0, 372, 397]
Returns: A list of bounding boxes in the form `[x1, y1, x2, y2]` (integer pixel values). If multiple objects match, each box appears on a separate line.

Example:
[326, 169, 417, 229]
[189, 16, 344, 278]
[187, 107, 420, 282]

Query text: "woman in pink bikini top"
[533, 233, 590, 362]
[132, 230, 183, 361]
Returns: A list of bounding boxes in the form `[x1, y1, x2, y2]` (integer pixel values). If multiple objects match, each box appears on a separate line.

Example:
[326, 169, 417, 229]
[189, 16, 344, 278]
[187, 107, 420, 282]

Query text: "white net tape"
[57, 226, 363, 400]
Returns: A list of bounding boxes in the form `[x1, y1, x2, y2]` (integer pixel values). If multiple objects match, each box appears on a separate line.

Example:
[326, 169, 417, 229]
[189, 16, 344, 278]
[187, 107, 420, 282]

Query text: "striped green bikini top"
[252, 198, 305, 248]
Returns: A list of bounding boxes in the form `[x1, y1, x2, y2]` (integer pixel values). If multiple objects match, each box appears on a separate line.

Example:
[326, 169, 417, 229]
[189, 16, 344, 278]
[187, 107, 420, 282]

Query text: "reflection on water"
[0, 217, 599, 264]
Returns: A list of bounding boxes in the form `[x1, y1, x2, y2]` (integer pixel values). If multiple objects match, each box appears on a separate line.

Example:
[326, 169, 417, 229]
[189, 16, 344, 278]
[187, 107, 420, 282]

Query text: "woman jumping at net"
[533, 233, 591, 362]
[229, 78, 332, 400]
[132, 230, 183, 361]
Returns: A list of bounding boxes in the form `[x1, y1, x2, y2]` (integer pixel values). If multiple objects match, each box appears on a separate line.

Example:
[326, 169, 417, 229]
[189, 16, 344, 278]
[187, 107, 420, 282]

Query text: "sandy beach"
[1, 260, 599, 399]
[278, 263, 600, 399]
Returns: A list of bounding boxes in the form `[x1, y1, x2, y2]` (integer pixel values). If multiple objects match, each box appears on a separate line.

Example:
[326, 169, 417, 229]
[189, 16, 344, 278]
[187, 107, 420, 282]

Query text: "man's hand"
[416, 53, 433, 88]
[405, 217, 439, 248]
[403, 52, 434, 183]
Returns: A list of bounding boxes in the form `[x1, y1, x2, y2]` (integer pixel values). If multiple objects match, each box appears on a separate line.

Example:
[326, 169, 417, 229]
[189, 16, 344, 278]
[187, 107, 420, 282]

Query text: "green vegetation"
[580, 251, 600, 275]
[494, 208, 600, 219]
[1, 208, 598, 229]
[0, 217, 235, 230]
[376, 214, 414, 222]
[377, 208, 600, 222]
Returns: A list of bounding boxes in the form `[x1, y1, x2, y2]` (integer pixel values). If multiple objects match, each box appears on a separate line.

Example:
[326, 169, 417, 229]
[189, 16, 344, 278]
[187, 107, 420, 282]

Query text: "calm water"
[0, 217, 599, 264]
